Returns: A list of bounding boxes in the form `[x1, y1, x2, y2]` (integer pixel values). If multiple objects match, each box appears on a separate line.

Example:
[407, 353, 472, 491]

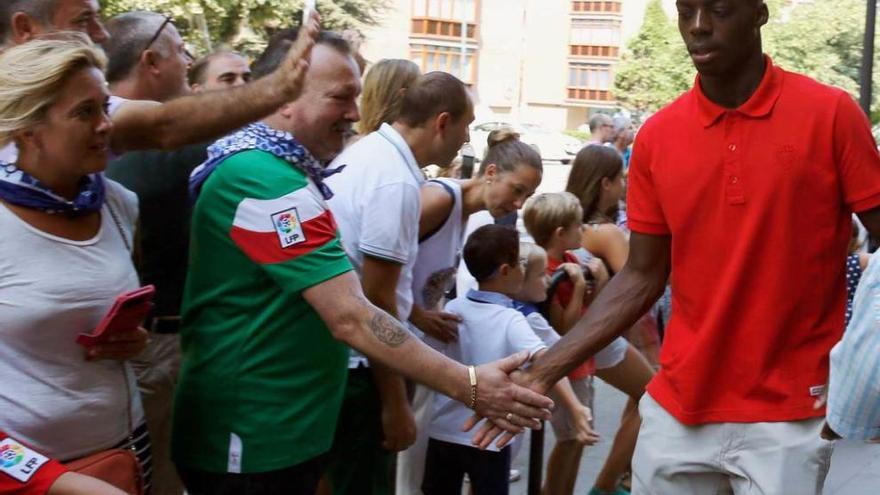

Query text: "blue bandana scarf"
[189, 122, 344, 201]
[0, 161, 105, 216]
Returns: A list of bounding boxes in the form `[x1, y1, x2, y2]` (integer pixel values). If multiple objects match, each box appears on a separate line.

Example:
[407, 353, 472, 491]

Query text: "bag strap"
[105, 201, 131, 253]
[105, 201, 137, 440]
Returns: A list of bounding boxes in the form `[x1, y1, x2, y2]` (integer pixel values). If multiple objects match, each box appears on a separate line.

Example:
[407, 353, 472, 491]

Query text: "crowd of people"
[2, 1, 880, 495]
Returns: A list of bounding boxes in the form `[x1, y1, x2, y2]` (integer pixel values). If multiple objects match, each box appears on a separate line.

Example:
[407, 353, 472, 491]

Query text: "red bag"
[64, 448, 144, 495]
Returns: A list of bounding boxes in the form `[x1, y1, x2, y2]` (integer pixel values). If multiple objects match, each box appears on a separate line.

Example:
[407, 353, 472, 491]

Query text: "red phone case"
[76, 285, 156, 347]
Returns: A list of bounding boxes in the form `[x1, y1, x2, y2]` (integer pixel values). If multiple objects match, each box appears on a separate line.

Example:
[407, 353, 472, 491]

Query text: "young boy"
[421, 225, 596, 495]
[522, 192, 633, 495]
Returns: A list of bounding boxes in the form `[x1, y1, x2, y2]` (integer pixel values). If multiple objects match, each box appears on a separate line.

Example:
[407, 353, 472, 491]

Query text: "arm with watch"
[303, 271, 554, 434]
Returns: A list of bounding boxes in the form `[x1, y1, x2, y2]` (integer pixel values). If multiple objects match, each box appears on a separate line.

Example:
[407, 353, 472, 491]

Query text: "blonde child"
[523, 193, 653, 495]
[512, 242, 600, 447]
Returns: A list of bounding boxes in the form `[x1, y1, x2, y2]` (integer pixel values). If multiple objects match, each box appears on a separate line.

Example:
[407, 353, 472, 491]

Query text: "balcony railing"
[567, 88, 613, 101]
[411, 18, 477, 39]
[569, 45, 620, 57]
[571, 1, 622, 13]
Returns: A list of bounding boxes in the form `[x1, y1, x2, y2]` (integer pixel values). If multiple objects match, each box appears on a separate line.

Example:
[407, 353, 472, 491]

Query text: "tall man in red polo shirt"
[474, 1, 880, 493]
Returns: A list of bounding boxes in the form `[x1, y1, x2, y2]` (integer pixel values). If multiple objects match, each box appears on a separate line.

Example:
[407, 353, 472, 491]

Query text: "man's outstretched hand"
[464, 353, 552, 440]
[463, 366, 547, 449]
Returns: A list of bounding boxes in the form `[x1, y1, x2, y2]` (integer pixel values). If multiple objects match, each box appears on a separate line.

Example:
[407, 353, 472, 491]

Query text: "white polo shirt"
[427, 290, 546, 451]
[326, 123, 425, 368]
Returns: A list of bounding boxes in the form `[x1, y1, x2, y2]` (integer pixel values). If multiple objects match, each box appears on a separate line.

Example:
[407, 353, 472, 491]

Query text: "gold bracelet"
[467, 365, 477, 410]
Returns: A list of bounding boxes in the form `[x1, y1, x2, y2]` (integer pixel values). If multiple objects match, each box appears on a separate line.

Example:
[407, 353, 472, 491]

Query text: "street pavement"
[501, 163, 880, 494]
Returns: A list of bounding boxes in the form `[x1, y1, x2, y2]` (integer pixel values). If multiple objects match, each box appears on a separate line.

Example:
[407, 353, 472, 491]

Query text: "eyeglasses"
[140, 15, 194, 61]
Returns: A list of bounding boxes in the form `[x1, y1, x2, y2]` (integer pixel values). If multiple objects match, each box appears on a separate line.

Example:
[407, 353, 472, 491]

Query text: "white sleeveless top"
[412, 178, 465, 311]
[0, 178, 145, 461]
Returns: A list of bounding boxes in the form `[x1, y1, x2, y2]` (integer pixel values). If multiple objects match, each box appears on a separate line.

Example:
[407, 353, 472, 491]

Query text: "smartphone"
[460, 143, 476, 179]
[303, 0, 316, 25]
[76, 285, 155, 347]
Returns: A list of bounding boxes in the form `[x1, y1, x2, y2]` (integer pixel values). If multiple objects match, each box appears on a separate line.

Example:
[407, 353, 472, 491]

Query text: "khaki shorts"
[633, 393, 835, 495]
[548, 376, 593, 442]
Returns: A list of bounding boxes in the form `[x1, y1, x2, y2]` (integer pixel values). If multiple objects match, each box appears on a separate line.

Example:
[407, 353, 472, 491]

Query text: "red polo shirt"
[628, 57, 880, 425]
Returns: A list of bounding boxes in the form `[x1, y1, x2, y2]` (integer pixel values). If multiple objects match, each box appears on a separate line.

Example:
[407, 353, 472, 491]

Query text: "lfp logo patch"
[271, 207, 306, 248]
[0, 438, 50, 482]
[0, 443, 23, 468]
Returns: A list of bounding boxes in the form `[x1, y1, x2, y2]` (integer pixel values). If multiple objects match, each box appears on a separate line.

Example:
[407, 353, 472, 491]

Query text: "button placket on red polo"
[722, 111, 746, 205]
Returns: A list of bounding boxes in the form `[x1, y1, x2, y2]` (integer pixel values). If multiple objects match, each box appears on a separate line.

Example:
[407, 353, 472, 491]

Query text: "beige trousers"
[633, 393, 835, 495]
[395, 383, 434, 495]
[131, 333, 183, 495]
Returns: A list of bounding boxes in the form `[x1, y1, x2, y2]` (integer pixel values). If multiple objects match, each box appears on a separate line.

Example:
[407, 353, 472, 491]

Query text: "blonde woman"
[0, 34, 150, 487]
[356, 59, 420, 135]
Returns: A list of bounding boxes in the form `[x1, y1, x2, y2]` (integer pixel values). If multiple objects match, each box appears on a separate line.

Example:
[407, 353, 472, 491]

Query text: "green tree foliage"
[102, 0, 388, 55]
[614, 0, 879, 119]
[763, 0, 864, 95]
[612, 0, 693, 115]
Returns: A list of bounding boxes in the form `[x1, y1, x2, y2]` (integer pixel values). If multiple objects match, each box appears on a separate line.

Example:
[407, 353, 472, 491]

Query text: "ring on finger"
[505, 412, 514, 422]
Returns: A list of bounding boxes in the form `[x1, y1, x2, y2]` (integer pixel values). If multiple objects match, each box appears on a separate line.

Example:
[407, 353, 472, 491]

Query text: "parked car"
[469, 121, 584, 164]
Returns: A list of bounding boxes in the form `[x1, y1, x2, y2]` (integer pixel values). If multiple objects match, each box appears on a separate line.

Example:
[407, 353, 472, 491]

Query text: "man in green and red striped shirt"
[171, 29, 554, 495]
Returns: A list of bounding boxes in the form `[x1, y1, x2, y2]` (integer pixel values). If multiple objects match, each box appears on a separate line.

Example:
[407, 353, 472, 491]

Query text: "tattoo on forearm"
[369, 312, 409, 347]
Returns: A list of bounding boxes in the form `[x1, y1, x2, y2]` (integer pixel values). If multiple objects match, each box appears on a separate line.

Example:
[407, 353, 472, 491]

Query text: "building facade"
[360, 0, 676, 131]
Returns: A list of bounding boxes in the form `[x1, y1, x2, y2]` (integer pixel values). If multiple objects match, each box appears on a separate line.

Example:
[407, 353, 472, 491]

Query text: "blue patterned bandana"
[0, 161, 105, 216]
[189, 122, 344, 201]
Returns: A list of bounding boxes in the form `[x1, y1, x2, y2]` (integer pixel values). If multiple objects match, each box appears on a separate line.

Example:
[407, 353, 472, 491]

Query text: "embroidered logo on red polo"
[0, 438, 50, 483]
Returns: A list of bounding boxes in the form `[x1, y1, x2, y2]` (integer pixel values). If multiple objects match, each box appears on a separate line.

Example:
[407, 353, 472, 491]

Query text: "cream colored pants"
[396, 383, 433, 495]
[131, 333, 183, 495]
[633, 393, 835, 495]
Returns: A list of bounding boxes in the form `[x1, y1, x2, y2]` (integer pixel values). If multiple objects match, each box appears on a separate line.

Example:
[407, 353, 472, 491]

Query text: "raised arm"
[303, 271, 554, 432]
[109, 14, 319, 153]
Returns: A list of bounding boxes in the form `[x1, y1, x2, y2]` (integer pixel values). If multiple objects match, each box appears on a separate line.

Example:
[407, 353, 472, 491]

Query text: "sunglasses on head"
[140, 15, 194, 61]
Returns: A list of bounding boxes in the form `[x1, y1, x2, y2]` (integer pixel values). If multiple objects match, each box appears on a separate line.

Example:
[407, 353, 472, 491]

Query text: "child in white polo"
[422, 225, 596, 495]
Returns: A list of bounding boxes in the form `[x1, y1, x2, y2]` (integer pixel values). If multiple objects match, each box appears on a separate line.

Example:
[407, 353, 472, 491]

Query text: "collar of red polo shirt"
[694, 55, 784, 128]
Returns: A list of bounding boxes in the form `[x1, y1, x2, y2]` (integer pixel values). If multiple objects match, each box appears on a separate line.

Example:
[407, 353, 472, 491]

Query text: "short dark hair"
[463, 224, 520, 283]
[188, 49, 243, 87]
[251, 28, 351, 80]
[0, 0, 56, 42]
[103, 12, 169, 83]
[397, 71, 470, 127]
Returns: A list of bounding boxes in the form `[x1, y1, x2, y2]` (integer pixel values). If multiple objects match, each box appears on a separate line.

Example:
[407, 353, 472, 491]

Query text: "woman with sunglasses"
[0, 35, 151, 490]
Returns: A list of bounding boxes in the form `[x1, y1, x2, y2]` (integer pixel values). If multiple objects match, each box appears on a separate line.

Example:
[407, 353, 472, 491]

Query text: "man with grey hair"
[587, 113, 614, 145]
[611, 115, 635, 169]
[0, 0, 318, 159]
[99, 11, 203, 495]
[104, 12, 193, 102]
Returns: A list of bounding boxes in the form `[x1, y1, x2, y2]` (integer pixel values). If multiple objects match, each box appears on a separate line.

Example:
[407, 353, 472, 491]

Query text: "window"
[412, 0, 477, 22]
[569, 19, 621, 58]
[571, 1, 621, 13]
[567, 64, 613, 101]
[570, 20, 620, 46]
[411, 19, 477, 38]
[412, 0, 478, 39]
[410, 44, 477, 84]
